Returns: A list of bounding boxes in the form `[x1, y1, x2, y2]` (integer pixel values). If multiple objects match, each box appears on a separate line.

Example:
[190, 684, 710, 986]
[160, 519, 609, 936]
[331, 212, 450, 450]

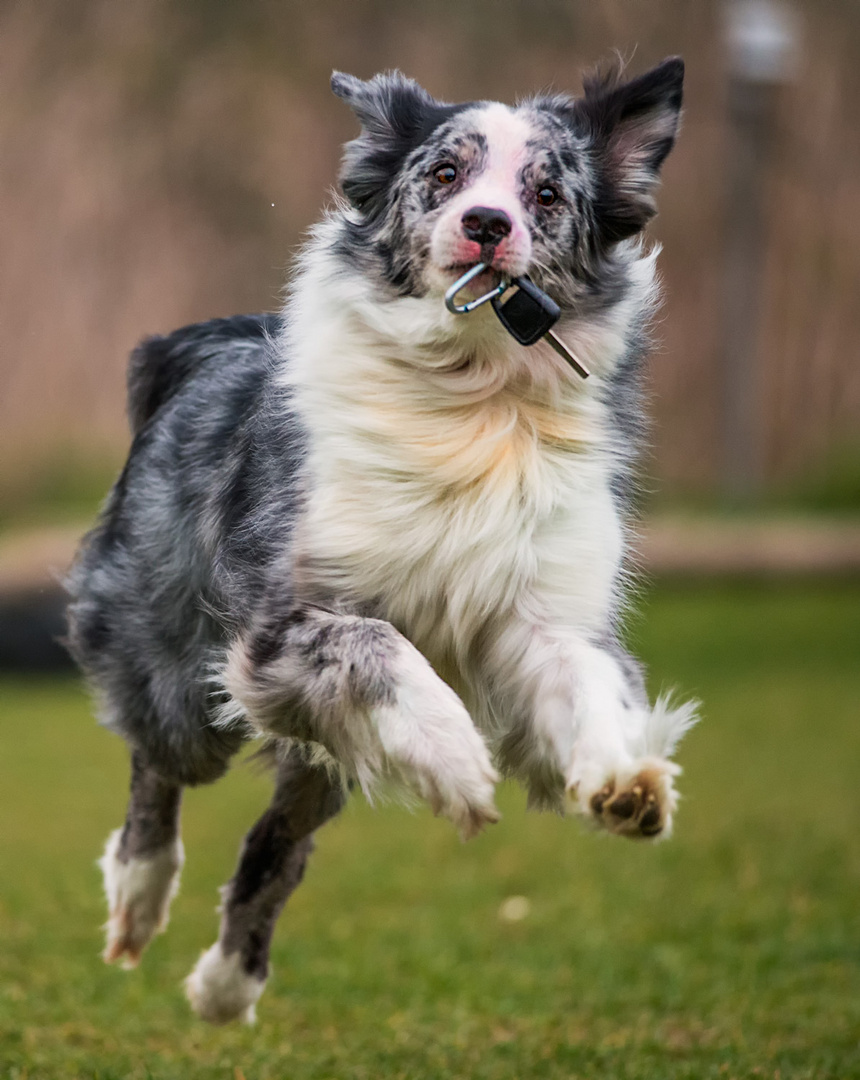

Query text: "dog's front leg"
[223, 606, 499, 838]
[492, 625, 697, 838]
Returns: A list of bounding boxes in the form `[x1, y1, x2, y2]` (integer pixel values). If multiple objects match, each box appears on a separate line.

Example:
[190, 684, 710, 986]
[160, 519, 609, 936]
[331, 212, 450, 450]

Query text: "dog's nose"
[461, 206, 512, 247]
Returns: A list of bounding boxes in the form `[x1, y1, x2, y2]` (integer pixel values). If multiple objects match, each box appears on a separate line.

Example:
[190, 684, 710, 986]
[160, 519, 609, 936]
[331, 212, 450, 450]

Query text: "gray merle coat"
[66, 57, 697, 1024]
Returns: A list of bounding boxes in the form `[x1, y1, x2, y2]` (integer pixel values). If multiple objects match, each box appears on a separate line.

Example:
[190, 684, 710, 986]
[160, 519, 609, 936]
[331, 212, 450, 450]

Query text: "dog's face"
[331, 59, 683, 308]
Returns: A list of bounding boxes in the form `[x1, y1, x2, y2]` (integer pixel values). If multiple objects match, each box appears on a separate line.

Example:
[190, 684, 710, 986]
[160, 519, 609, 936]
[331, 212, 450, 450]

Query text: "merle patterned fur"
[66, 56, 689, 1020]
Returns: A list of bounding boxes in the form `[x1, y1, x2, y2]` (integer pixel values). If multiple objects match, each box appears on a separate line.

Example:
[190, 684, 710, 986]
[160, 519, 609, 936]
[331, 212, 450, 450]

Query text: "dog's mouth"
[443, 262, 505, 297]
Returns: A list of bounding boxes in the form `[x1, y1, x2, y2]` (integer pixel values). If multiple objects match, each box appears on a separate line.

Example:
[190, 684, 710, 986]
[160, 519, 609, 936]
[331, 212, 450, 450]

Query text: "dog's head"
[331, 59, 683, 308]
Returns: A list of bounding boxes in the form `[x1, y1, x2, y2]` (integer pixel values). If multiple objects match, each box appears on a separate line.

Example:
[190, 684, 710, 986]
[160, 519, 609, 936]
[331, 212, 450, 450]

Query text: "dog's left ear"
[573, 56, 684, 244]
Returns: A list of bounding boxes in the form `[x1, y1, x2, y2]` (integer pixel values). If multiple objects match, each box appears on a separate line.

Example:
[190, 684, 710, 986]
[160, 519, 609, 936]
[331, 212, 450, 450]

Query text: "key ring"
[444, 263, 511, 314]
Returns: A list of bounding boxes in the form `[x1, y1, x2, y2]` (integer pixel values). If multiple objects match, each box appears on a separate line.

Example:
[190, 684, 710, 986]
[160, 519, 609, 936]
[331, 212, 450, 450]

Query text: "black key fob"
[491, 276, 560, 345]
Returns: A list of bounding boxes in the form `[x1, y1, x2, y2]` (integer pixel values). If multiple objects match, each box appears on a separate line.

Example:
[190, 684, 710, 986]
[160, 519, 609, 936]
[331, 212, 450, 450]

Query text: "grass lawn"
[1, 582, 859, 1079]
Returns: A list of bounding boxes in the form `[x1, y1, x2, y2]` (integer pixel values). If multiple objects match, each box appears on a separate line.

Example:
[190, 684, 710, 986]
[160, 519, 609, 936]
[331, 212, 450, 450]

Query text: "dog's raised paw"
[573, 761, 679, 840]
[422, 756, 500, 840]
[373, 643, 501, 839]
[444, 787, 501, 841]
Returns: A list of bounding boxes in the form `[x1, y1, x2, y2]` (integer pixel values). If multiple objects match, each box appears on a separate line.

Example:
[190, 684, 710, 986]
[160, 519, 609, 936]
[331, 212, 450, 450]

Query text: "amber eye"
[434, 164, 457, 185]
[537, 186, 558, 207]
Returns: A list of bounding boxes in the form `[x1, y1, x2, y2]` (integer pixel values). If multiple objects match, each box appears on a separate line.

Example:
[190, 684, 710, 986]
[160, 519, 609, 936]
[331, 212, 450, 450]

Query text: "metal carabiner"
[444, 263, 511, 314]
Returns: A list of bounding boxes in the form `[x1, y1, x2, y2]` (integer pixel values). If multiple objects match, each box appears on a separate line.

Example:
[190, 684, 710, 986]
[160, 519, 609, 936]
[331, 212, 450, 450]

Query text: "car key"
[493, 277, 590, 379]
[491, 275, 559, 344]
[444, 264, 589, 379]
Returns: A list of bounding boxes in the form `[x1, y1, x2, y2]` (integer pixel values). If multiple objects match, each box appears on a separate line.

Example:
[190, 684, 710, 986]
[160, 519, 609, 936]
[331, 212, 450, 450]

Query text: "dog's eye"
[536, 186, 558, 207]
[433, 164, 457, 185]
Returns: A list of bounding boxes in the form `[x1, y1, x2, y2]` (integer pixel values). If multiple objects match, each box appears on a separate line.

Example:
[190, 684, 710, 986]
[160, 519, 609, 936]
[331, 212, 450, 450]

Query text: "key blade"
[545, 329, 590, 379]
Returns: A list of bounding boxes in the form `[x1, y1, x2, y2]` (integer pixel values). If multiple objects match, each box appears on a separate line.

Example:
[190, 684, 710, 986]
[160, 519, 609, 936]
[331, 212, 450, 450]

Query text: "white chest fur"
[280, 235, 653, 668]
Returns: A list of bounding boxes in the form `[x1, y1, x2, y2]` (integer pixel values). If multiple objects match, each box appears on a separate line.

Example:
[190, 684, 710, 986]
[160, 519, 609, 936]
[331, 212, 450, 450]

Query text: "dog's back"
[67, 313, 302, 785]
[126, 314, 279, 435]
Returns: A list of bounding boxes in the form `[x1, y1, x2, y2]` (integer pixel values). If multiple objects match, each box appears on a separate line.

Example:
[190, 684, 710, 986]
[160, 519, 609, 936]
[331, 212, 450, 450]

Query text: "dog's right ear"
[332, 72, 437, 136]
[331, 70, 442, 217]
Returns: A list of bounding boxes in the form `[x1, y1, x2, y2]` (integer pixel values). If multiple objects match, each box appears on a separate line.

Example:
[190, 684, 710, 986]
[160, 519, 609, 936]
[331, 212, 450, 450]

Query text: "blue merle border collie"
[66, 56, 697, 1024]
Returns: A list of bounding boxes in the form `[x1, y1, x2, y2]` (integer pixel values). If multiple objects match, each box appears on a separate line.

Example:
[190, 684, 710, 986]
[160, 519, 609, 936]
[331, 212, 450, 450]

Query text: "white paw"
[99, 828, 184, 968]
[375, 644, 499, 839]
[185, 943, 266, 1025]
[567, 756, 680, 839]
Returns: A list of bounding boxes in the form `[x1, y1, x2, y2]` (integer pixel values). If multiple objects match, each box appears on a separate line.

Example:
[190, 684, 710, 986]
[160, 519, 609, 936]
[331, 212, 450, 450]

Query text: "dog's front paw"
[375, 643, 500, 839]
[568, 758, 679, 840]
[377, 694, 501, 839]
[422, 752, 501, 840]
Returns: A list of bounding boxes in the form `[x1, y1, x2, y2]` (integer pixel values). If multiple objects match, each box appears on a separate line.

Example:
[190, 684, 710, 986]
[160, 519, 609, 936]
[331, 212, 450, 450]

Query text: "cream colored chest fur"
[293, 361, 623, 666]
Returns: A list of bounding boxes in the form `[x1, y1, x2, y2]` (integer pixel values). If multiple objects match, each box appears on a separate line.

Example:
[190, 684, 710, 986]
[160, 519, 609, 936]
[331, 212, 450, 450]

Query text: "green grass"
[2, 582, 859, 1079]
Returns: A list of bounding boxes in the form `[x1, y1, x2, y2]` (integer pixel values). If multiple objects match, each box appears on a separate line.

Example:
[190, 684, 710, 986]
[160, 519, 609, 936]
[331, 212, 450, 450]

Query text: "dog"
[66, 57, 697, 1024]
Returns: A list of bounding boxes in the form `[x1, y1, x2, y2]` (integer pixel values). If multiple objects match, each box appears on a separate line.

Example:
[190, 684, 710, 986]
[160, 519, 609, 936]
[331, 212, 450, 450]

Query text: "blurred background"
[1, 0, 860, 496]
[1, 4, 859, 1077]
[2, 0, 860, 495]
[2, 0, 860, 666]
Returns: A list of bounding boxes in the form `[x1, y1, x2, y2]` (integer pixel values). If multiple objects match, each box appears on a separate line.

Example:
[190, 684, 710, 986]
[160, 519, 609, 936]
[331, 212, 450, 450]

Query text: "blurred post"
[721, 0, 799, 501]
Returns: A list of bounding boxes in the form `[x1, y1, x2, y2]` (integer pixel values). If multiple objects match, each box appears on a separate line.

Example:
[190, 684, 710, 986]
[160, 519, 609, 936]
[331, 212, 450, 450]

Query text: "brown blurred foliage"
[1, 0, 858, 496]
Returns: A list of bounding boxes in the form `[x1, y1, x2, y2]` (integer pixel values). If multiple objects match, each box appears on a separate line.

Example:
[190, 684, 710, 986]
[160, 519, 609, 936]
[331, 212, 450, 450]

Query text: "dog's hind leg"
[100, 752, 184, 968]
[185, 746, 345, 1024]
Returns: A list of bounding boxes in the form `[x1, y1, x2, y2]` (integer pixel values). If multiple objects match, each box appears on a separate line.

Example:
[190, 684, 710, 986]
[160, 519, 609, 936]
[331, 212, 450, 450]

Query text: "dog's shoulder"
[127, 313, 280, 435]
